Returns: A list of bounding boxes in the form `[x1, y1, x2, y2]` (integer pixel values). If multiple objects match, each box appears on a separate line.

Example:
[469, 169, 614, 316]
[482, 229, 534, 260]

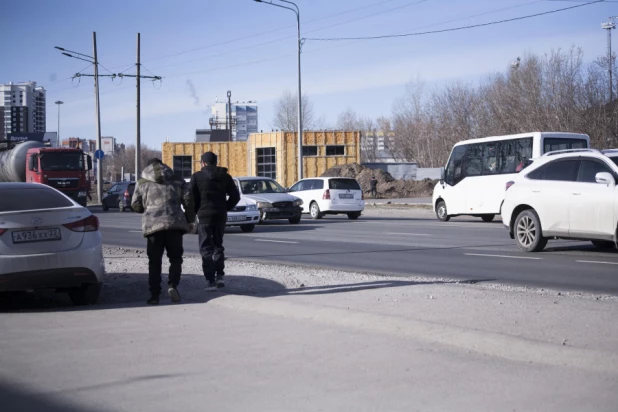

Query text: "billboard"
[3, 132, 45, 143]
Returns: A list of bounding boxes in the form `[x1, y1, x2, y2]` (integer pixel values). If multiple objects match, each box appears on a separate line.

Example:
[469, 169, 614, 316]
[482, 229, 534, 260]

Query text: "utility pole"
[227, 90, 232, 142]
[137, 33, 141, 179]
[254, 0, 303, 179]
[55, 34, 116, 203]
[54, 100, 63, 147]
[602, 17, 617, 103]
[118, 33, 161, 179]
[93, 32, 103, 203]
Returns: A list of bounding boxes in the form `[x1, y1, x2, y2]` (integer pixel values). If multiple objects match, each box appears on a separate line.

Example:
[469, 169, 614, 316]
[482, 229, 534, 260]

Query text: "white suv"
[501, 149, 618, 252]
[288, 177, 364, 220]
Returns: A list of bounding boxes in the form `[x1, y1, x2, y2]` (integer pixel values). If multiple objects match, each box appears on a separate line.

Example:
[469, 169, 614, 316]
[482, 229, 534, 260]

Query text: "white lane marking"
[465, 253, 542, 260]
[255, 239, 299, 244]
[386, 233, 431, 236]
[576, 260, 618, 266]
[129, 230, 142, 233]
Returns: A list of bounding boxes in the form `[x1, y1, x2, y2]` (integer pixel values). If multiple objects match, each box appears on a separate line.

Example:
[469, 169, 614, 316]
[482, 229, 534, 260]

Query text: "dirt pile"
[320, 163, 437, 199]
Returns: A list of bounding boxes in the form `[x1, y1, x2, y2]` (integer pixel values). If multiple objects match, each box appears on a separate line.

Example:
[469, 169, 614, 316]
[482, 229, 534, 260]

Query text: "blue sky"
[1, 0, 616, 149]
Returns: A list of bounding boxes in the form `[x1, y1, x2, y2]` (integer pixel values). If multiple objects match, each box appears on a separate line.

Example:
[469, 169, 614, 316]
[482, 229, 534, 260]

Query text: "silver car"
[234, 177, 303, 224]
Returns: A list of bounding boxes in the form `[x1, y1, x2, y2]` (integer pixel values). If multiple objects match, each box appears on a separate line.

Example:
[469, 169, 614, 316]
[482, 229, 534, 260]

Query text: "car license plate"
[12, 228, 62, 244]
[227, 215, 245, 222]
[339, 193, 354, 199]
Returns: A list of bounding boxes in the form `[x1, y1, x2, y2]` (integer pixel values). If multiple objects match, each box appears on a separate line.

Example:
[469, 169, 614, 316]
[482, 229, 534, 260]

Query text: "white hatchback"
[0, 182, 105, 305]
[288, 177, 364, 220]
[501, 149, 618, 252]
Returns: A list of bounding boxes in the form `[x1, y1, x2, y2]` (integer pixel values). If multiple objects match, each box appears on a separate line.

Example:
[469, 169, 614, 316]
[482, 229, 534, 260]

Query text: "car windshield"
[0, 187, 74, 212]
[40, 152, 84, 171]
[239, 179, 286, 194]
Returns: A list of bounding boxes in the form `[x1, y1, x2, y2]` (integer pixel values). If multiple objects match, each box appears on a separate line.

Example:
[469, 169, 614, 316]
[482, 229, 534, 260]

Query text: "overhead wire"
[148, 0, 435, 72]
[156, 0, 554, 79]
[304, 0, 606, 41]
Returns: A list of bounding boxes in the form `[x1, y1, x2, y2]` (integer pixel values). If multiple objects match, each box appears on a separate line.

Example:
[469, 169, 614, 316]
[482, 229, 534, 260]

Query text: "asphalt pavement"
[95, 207, 618, 295]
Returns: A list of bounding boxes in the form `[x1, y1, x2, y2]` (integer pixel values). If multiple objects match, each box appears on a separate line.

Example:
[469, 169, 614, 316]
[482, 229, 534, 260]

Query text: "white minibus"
[432, 132, 590, 222]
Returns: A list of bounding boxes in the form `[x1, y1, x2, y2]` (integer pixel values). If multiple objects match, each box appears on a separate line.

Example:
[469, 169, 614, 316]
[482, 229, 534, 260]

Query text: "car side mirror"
[87, 155, 93, 171]
[595, 172, 615, 186]
[28, 155, 35, 171]
[439, 167, 445, 185]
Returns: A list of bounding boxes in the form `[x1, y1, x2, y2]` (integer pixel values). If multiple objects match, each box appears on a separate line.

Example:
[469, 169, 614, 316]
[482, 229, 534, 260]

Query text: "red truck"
[0, 141, 92, 207]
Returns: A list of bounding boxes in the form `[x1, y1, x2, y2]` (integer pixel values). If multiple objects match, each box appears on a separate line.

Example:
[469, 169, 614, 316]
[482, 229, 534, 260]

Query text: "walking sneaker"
[216, 276, 225, 289]
[147, 295, 159, 305]
[205, 281, 217, 292]
[168, 287, 181, 303]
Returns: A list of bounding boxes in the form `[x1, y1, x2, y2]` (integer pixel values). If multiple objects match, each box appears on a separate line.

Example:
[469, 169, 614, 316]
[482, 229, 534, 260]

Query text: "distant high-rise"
[211, 101, 258, 141]
[0, 81, 46, 140]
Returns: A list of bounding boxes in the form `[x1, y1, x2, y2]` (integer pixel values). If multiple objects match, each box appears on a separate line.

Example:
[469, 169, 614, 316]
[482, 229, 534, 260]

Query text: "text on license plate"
[12, 228, 62, 244]
[339, 194, 354, 199]
[227, 215, 245, 222]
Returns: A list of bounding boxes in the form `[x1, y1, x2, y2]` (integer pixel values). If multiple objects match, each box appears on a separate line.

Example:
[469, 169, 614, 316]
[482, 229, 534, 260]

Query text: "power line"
[148, 0, 434, 73]
[304, 0, 606, 41]
[154, 0, 551, 79]
[132, 0, 411, 66]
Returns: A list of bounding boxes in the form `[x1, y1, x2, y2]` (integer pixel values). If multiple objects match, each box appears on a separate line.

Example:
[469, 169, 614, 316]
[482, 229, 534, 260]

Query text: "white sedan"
[0, 182, 105, 305]
[226, 197, 260, 232]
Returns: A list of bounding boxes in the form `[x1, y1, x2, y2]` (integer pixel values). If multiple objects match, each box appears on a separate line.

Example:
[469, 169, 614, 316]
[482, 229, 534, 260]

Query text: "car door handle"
[572, 193, 581, 196]
[532, 190, 540, 193]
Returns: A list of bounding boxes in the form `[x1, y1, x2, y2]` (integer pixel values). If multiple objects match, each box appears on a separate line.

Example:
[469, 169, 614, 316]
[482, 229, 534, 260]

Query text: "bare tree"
[273, 90, 316, 131]
[387, 47, 618, 168]
[109, 144, 162, 181]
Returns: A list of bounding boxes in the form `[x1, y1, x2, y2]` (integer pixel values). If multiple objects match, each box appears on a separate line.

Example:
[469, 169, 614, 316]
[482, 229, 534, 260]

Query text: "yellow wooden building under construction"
[162, 131, 360, 187]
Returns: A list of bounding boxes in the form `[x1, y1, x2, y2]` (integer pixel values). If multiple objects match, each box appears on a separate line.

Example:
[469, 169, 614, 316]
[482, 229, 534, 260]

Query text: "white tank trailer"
[0, 141, 44, 182]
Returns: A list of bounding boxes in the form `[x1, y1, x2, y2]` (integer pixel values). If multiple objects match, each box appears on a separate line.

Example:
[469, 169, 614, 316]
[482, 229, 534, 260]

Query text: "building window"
[302, 146, 318, 156]
[172, 156, 193, 180]
[326, 145, 345, 156]
[256, 147, 276, 179]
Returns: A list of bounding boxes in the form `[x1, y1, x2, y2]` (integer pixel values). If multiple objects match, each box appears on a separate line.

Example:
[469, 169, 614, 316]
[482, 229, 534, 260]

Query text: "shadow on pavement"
[0, 379, 108, 412]
[0, 271, 493, 313]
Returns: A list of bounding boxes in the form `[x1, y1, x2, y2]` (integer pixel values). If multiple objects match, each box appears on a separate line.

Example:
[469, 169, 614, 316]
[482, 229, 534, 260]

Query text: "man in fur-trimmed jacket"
[131, 158, 196, 305]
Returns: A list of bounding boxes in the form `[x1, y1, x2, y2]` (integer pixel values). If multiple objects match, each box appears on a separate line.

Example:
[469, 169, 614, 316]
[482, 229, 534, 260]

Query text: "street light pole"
[602, 17, 617, 103]
[254, 0, 303, 180]
[54, 100, 63, 147]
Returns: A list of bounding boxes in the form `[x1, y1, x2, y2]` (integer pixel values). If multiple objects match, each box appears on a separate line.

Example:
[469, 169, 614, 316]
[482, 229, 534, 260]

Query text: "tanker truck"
[0, 141, 92, 207]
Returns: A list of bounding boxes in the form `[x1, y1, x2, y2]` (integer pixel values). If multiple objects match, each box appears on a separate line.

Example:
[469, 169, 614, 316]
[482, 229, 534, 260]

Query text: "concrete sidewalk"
[1, 247, 617, 412]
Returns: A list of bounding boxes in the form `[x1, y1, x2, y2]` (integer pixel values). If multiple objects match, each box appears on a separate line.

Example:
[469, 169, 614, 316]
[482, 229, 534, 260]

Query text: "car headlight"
[293, 199, 303, 207]
[256, 201, 273, 209]
[246, 204, 257, 211]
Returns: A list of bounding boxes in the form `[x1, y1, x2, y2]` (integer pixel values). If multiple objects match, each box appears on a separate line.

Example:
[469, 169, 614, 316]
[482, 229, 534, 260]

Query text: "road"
[96, 207, 618, 295]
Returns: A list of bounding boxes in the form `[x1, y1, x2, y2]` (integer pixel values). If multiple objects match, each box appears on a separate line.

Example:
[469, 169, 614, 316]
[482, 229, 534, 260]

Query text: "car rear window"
[0, 188, 74, 212]
[609, 157, 618, 167]
[329, 179, 361, 190]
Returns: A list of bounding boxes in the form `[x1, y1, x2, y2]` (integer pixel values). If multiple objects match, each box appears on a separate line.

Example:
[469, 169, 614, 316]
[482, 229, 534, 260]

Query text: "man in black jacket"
[189, 152, 240, 291]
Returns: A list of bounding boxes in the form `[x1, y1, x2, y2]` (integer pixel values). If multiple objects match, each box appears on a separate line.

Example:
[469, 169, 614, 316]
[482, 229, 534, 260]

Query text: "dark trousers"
[146, 230, 184, 295]
[371, 187, 377, 198]
[198, 220, 226, 282]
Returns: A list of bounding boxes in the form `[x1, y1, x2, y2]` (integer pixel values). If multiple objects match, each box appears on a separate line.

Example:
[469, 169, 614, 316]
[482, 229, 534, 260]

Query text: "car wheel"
[591, 240, 615, 249]
[481, 214, 495, 222]
[514, 209, 547, 252]
[310, 202, 322, 219]
[436, 200, 450, 222]
[289, 216, 301, 224]
[347, 212, 361, 220]
[101, 203, 109, 212]
[69, 283, 102, 306]
[118, 201, 124, 212]
[240, 224, 255, 233]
